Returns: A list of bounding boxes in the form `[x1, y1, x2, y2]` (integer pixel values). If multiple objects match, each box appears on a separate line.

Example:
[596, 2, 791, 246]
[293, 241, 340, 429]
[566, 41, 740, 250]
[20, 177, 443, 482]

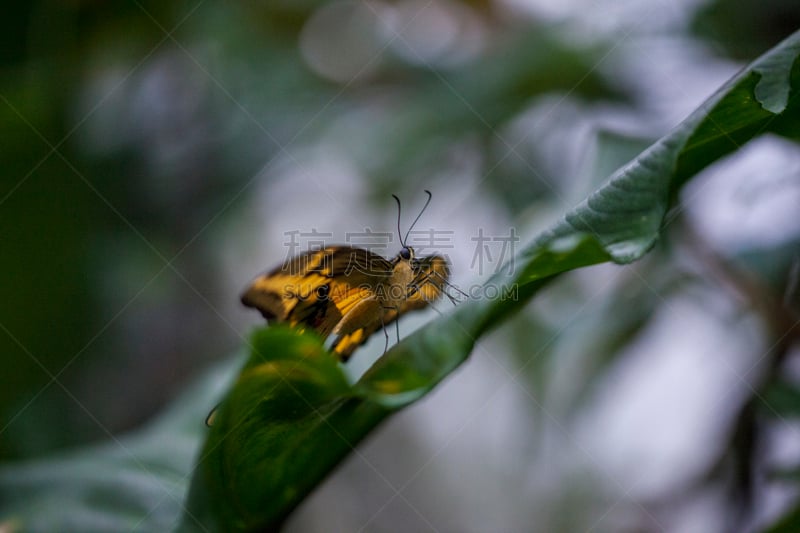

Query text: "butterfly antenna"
[392, 194, 404, 246]
[403, 190, 432, 245]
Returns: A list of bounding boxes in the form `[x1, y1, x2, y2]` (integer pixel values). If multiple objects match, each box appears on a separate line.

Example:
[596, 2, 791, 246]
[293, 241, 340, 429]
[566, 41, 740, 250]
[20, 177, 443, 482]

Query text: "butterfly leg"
[379, 308, 389, 354]
[393, 308, 400, 345]
[379, 305, 401, 354]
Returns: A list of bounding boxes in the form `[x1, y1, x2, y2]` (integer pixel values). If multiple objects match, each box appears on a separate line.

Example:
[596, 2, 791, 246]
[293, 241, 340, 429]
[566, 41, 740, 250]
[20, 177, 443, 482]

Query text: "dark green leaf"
[182, 30, 800, 531]
[181, 328, 388, 532]
[759, 379, 800, 418]
[762, 501, 800, 533]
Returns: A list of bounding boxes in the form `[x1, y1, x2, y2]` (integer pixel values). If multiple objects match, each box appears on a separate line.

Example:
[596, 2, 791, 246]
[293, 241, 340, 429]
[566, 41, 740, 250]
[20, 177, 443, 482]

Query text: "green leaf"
[762, 502, 800, 533]
[357, 233, 613, 407]
[182, 30, 800, 530]
[181, 327, 389, 532]
[0, 355, 241, 532]
[759, 379, 800, 418]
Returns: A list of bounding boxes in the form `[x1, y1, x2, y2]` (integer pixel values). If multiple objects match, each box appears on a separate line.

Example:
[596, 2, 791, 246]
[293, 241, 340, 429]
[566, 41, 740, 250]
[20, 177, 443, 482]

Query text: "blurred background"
[2, 0, 800, 531]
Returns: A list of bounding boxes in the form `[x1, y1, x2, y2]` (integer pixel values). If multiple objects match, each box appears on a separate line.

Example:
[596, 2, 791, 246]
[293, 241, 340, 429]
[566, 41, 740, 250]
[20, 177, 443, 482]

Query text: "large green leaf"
[180, 328, 388, 532]
[181, 31, 800, 532]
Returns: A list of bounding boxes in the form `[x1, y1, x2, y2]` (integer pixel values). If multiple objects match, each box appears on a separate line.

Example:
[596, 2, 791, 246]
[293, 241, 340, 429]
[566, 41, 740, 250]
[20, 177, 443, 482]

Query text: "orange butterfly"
[241, 191, 450, 360]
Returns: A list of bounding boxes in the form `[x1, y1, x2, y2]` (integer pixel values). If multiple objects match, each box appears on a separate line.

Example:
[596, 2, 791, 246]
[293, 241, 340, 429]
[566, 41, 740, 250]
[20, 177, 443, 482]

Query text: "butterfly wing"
[240, 248, 334, 328]
[242, 247, 450, 360]
[241, 246, 394, 343]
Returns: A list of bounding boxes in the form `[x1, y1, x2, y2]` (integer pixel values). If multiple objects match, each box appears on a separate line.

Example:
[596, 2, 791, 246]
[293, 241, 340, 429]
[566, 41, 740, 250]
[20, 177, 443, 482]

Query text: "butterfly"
[240, 191, 451, 361]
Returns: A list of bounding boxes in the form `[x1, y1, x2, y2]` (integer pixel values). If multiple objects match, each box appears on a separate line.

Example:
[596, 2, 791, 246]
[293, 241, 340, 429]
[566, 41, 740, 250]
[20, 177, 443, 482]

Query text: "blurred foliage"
[0, 0, 620, 460]
[2, 1, 800, 532]
[765, 502, 800, 533]
[693, 0, 800, 60]
[760, 379, 800, 418]
[0, 352, 240, 532]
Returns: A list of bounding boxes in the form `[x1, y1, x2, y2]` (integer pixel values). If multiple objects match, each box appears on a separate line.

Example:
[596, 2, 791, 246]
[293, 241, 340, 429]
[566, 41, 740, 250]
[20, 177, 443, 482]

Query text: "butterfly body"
[241, 245, 449, 360]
